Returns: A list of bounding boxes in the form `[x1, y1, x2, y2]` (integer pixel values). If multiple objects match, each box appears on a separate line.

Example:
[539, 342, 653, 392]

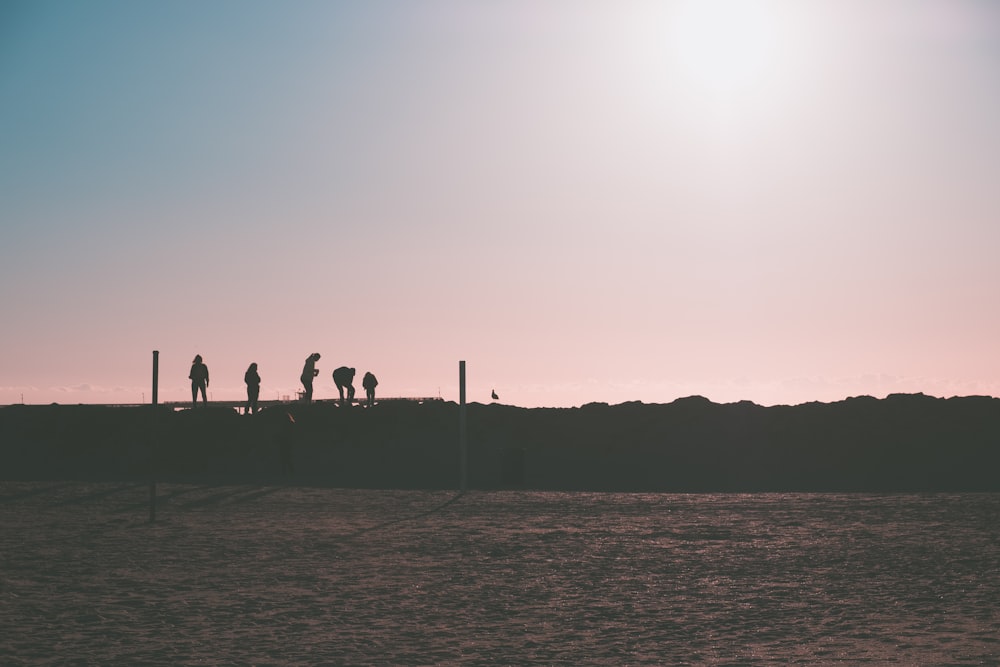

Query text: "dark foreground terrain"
[1, 394, 998, 491]
[3, 485, 997, 664]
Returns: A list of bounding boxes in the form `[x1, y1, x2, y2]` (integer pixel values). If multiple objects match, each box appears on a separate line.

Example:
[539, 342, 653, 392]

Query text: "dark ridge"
[1, 394, 998, 491]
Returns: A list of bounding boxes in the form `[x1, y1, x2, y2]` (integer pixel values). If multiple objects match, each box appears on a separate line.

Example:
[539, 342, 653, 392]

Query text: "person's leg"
[191, 383, 197, 407]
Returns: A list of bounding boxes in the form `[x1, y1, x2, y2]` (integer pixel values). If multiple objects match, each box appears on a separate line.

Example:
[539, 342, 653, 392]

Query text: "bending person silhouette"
[362, 371, 378, 408]
[332, 366, 356, 406]
[300, 353, 321, 402]
[245, 362, 261, 414]
[189, 355, 209, 407]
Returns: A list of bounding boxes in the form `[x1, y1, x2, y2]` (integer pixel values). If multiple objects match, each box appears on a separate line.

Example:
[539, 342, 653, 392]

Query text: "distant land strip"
[1, 393, 998, 492]
[3, 397, 444, 410]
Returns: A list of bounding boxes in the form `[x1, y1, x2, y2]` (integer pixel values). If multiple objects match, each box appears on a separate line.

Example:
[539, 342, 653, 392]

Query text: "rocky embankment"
[1, 394, 998, 491]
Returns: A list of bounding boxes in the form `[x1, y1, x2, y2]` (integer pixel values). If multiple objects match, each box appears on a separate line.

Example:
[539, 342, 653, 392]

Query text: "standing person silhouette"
[332, 366, 356, 406]
[300, 353, 320, 402]
[244, 362, 261, 414]
[189, 355, 209, 407]
[362, 371, 378, 408]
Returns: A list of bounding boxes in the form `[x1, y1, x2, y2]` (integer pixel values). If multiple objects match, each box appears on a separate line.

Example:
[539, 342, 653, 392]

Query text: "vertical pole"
[459, 360, 467, 491]
[152, 350, 159, 406]
[150, 350, 159, 522]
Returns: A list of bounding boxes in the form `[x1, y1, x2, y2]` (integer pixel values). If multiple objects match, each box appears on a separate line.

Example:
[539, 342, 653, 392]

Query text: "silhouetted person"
[333, 366, 356, 406]
[362, 371, 378, 407]
[245, 362, 261, 414]
[492, 389, 499, 401]
[279, 412, 295, 475]
[189, 355, 209, 407]
[300, 353, 320, 402]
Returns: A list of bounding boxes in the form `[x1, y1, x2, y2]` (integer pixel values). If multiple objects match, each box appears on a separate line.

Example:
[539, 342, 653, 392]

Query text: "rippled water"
[1, 483, 997, 665]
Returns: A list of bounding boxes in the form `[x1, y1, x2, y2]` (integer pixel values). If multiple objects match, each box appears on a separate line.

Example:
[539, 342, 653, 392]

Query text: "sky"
[2, 0, 1000, 408]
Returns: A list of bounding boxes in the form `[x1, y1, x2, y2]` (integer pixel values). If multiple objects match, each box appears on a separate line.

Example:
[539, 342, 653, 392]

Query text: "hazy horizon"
[3, 0, 1000, 408]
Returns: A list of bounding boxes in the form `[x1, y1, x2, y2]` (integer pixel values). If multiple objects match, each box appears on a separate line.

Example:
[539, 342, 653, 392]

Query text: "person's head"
[248, 362, 257, 372]
[310, 352, 321, 362]
[193, 354, 202, 364]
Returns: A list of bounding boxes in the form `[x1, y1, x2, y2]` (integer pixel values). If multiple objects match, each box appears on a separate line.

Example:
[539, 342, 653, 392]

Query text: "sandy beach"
[2, 481, 997, 665]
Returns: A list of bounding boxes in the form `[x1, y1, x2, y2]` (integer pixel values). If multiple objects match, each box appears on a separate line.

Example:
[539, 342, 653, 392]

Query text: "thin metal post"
[150, 350, 159, 522]
[459, 360, 467, 491]
[152, 350, 159, 406]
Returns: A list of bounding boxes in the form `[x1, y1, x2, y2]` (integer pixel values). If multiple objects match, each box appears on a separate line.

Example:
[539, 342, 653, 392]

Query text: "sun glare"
[664, 0, 792, 104]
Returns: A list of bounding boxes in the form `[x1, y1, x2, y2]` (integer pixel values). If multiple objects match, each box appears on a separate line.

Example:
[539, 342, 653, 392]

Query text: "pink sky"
[2, 1, 999, 408]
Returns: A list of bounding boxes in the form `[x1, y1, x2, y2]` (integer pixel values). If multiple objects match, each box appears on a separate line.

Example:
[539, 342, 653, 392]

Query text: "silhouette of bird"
[491, 389, 499, 401]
